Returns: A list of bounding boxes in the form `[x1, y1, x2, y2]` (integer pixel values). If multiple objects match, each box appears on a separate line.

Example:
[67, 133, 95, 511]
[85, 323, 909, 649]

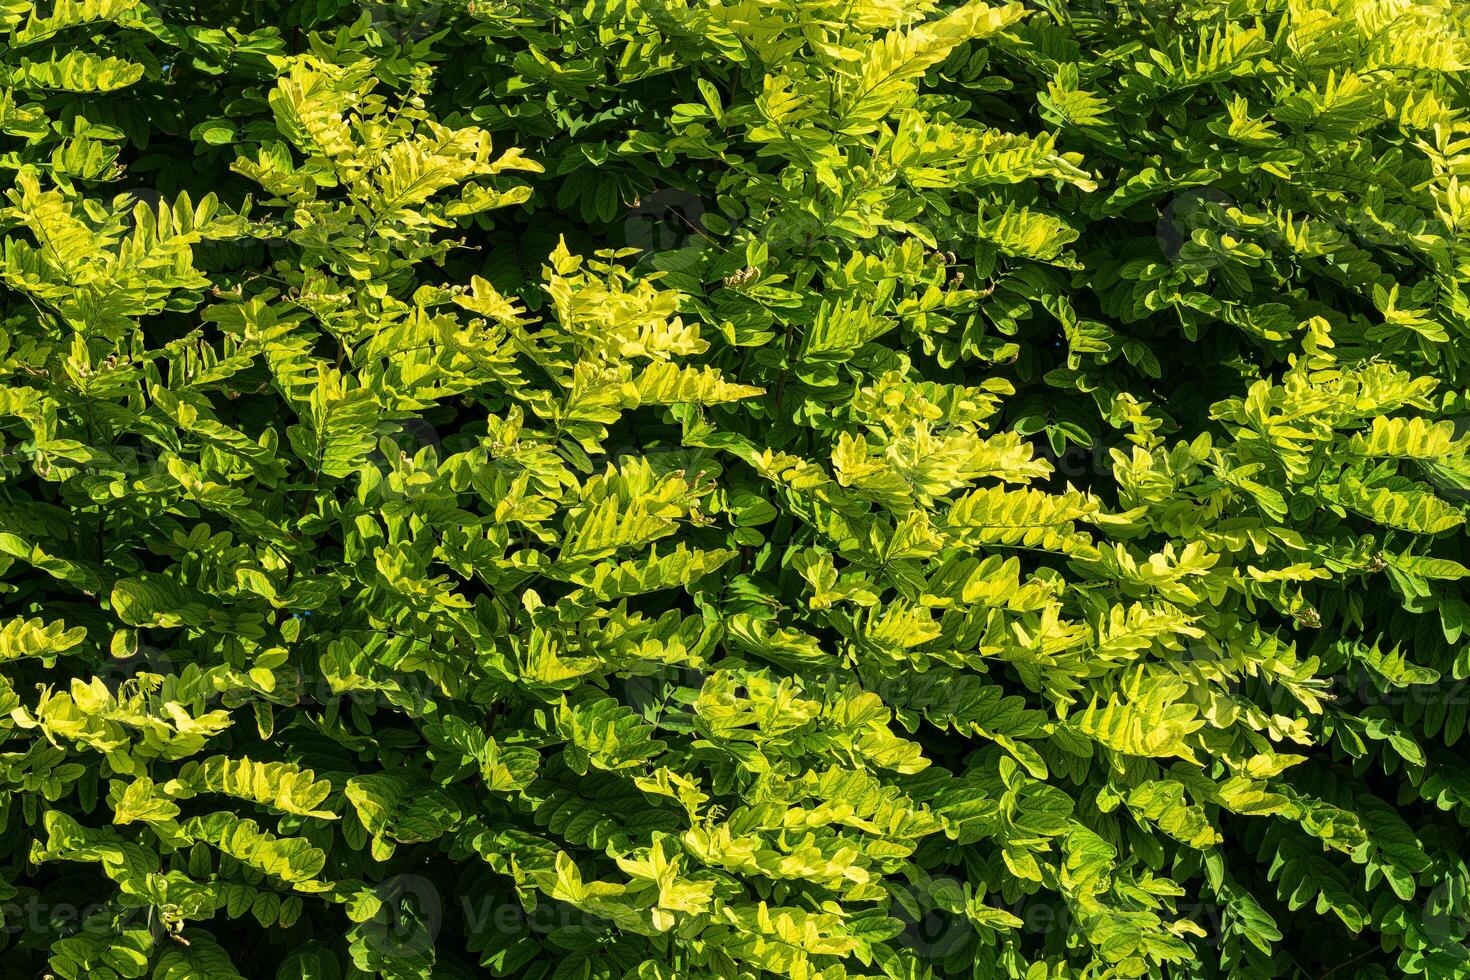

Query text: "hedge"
[2, 0, 1470, 977]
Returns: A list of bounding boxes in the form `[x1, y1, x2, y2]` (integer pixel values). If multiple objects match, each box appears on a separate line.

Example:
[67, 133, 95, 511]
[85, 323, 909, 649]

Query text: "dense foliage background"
[2, 0, 1470, 977]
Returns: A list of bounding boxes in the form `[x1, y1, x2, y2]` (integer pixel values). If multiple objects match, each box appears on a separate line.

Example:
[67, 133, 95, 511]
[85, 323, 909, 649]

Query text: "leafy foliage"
[1, 0, 1469, 977]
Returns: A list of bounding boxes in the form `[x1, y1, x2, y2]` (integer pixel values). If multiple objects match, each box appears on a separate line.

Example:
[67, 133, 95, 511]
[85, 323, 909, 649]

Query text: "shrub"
[2, 0, 1469, 977]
